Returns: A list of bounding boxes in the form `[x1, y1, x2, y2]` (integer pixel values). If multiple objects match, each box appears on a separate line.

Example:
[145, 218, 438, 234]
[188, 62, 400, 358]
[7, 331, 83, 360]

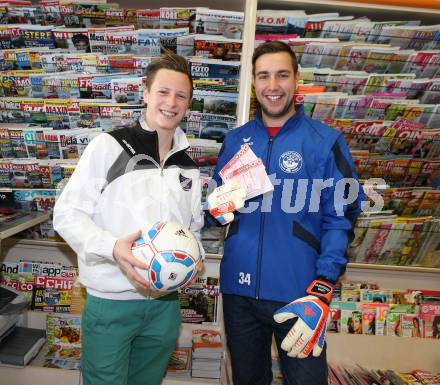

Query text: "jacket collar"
[138, 118, 190, 154]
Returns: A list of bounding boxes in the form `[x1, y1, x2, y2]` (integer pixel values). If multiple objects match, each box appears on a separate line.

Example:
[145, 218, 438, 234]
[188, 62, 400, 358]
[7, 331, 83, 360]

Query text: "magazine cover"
[133, 30, 161, 56]
[160, 7, 196, 30]
[78, 102, 102, 129]
[110, 76, 144, 104]
[1, 97, 25, 122]
[400, 314, 422, 337]
[136, 9, 160, 29]
[32, 274, 74, 312]
[21, 98, 47, 125]
[194, 34, 242, 61]
[20, 25, 55, 49]
[192, 328, 222, 350]
[361, 303, 377, 335]
[419, 303, 440, 338]
[386, 304, 415, 336]
[88, 27, 107, 54]
[10, 159, 40, 188]
[106, 29, 137, 55]
[192, 90, 238, 117]
[0, 267, 34, 301]
[45, 313, 81, 362]
[91, 75, 115, 99]
[328, 301, 342, 333]
[166, 346, 192, 377]
[104, 7, 124, 26]
[8, 127, 27, 158]
[340, 301, 362, 334]
[190, 58, 240, 92]
[72, 3, 115, 28]
[0, 25, 23, 50]
[178, 284, 220, 323]
[40, 0, 63, 26]
[159, 27, 190, 53]
[183, 111, 236, 141]
[375, 303, 390, 336]
[45, 99, 71, 130]
[255, 10, 306, 35]
[195, 8, 244, 39]
[53, 28, 90, 52]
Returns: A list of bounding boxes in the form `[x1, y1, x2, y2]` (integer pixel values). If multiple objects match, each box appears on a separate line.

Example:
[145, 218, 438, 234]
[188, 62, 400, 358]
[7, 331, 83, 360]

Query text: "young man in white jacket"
[53, 53, 204, 385]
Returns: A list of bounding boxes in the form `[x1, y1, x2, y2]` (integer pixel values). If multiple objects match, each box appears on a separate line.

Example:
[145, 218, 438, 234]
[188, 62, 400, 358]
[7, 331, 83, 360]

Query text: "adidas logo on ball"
[175, 229, 188, 237]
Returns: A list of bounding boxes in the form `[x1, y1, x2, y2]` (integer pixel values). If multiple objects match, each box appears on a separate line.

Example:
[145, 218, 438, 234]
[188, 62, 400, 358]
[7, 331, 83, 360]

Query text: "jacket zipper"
[159, 147, 188, 220]
[255, 136, 274, 299]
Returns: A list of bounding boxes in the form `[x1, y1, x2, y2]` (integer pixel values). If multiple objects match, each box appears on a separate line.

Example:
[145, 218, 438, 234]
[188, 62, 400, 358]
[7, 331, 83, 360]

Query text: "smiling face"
[143, 69, 191, 133]
[252, 51, 298, 127]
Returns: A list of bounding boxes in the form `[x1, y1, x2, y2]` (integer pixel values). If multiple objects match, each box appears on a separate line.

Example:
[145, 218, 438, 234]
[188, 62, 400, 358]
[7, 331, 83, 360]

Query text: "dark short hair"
[252, 41, 298, 75]
[146, 51, 193, 98]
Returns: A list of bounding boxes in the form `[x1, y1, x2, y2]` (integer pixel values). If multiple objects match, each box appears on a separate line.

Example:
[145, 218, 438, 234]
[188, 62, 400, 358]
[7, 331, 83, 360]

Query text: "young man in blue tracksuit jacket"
[207, 41, 363, 385]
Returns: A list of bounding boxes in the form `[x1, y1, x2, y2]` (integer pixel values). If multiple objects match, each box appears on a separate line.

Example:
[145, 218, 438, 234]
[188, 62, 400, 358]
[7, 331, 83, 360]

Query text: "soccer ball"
[131, 222, 201, 292]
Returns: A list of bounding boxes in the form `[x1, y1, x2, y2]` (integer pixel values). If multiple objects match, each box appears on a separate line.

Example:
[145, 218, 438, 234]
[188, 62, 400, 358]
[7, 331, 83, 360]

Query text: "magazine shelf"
[0, 0, 439, 382]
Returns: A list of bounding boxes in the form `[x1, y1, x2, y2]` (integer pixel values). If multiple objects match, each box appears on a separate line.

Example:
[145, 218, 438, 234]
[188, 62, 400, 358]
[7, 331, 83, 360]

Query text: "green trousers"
[81, 293, 181, 385]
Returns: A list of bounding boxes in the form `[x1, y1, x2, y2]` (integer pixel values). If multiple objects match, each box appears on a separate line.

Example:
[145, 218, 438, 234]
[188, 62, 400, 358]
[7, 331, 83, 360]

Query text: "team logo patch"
[179, 174, 193, 191]
[279, 151, 303, 173]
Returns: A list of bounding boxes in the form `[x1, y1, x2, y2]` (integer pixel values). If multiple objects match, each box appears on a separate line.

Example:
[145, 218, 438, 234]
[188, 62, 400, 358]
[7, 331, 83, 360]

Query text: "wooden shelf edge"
[0, 213, 50, 240]
[4, 238, 70, 248]
[347, 262, 440, 274]
[4, 238, 224, 260]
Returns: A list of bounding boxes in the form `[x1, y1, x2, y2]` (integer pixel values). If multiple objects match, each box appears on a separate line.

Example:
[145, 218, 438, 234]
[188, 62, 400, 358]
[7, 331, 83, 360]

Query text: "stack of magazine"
[191, 327, 223, 381]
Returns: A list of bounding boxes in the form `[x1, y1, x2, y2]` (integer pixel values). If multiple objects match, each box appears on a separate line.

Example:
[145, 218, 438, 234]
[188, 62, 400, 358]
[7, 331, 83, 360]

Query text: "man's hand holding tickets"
[207, 181, 246, 225]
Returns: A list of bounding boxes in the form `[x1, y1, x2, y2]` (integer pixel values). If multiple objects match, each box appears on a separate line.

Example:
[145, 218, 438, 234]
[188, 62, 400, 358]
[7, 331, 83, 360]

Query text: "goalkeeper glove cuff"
[306, 278, 334, 304]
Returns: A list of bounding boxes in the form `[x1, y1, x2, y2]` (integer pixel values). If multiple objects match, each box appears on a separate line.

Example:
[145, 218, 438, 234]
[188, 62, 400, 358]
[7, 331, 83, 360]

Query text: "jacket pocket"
[225, 220, 239, 240]
[292, 221, 321, 254]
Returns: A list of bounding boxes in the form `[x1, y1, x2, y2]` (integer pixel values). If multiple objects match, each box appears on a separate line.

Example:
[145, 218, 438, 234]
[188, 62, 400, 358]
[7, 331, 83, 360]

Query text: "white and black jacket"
[53, 123, 204, 300]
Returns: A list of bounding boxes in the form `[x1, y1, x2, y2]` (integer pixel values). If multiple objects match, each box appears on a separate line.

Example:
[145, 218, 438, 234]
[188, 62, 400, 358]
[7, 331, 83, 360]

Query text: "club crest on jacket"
[179, 174, 193, 191]
[279, 151, 302, 173]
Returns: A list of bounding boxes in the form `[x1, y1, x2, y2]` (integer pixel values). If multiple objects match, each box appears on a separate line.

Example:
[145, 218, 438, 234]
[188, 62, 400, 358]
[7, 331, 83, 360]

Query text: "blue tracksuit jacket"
[212, 106, 363, 303]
